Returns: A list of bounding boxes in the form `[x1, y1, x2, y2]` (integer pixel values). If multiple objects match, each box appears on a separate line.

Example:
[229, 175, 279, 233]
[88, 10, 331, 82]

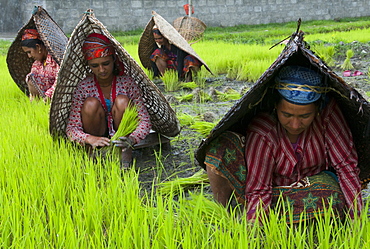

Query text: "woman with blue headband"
[205, 65, 362, 223]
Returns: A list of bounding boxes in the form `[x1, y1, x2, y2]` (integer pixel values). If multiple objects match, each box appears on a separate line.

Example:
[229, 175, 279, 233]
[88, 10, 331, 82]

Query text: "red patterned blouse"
[244, 98, 362, 220]
[26, 54, 59, 98]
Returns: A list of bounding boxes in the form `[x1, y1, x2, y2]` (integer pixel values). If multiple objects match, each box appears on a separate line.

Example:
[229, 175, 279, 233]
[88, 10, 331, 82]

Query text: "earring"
[39, 50, 41, 53]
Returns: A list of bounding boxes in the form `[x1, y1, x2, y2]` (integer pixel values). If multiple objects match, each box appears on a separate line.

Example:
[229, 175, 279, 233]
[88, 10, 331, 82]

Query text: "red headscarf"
[82, 33, 124, 76]
[22, 29, 41, 41]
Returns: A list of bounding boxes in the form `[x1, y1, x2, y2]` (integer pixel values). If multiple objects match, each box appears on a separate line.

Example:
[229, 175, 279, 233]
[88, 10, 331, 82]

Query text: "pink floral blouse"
[26, 54, 59, 98]
[66, 75, 152, 145]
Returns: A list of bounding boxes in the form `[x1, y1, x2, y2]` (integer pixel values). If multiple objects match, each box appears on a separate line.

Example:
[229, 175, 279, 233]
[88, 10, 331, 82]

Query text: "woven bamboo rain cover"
[49, 9, 180, 139]
[138, 10, 212, 74]
[195, 26, 370, 186]
[6, 6, 68, 94]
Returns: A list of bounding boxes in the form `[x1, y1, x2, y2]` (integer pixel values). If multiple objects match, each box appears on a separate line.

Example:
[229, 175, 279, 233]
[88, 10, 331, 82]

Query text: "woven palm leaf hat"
[195, 20, 370, 188]
[6, 6, 68, 95]
[138, 10, 212, 74]
[49, 9, 180, 139]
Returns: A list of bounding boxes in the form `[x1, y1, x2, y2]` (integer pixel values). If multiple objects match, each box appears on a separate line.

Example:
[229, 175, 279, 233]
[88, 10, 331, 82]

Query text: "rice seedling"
[175, 93, 194, 102]
[211, 88, 241, 101]
[2, 16, 370, 246]
[177, 113, 198, 127]
[194, 68, 211, 89]
[180, 81, 198, 90]
[161, 69, 180, 92]
[142, 67, 154, 80]
[341, 49, 355, 70]
[157, 170, 209, 196]
[192, 88, 212, 103]
[325, 46, 336, 67]
[311, 43, 336, 67]
[111, 102, 139, 141]
[190, 120, 218, 136]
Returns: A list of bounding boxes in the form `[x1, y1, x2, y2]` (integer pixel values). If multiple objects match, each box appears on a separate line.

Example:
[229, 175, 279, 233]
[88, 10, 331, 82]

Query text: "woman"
[66, 33, 152, 166]
[21, 28, 59, 101]
[205, 66, 362, 222]
[150, 27, 201, 82]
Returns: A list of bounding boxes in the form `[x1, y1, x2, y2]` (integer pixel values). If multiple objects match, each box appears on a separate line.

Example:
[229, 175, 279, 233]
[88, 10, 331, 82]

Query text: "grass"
[2, 16, 370, 247]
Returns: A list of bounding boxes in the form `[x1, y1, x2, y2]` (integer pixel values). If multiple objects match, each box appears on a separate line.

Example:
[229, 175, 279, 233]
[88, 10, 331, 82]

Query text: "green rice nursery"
[1, 18, 370, 247]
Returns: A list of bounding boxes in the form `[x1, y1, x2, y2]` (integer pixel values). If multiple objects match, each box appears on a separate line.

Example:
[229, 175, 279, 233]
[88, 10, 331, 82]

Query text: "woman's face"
[88, 56, 114, 83]
[22, 44, 45, 62]
[276, 98, 318, 141]
[153, 33, 167, 46]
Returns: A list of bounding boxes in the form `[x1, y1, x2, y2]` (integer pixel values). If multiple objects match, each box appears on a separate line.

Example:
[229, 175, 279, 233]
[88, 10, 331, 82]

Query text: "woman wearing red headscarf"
[21, 28, 59, 101]
[66, 33, 151, 162]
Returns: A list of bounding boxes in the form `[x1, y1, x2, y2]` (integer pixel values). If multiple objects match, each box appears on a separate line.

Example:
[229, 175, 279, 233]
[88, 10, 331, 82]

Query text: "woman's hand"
[111, 136, 134, 149]
[85, 135, 111, 148]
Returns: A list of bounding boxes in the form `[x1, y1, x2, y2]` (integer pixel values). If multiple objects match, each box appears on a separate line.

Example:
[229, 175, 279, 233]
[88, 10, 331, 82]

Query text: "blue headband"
[275, 66, 323, 105]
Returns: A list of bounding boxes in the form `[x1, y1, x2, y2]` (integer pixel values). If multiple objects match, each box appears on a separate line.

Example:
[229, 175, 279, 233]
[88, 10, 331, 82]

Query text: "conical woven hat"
[138, 10, 212, 74]
[195, 25, 370, 186]
[6, 6, 68, 95]
[173, 16, 206, 42]
[49, 9, 181, 139]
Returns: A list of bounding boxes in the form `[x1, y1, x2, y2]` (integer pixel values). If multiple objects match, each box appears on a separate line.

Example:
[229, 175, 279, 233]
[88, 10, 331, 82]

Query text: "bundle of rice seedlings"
[192, 89, 212, 103]
[210, 88, 241, 101]
[157, 170, 209, 196]
[190, 120, 217, 136]
[175, 93, 194, 102]
[209, 88, 225, 101]
[223, 87, 242, 100]
[178, 113, 197, 127]
[111, 102, 139, 141]
[194, 69, 209, 89]
[325, 46, 336, 67]
[341, 49, 354, 70]
[161, 69, 180, 92]
[180, 81, 198, 90]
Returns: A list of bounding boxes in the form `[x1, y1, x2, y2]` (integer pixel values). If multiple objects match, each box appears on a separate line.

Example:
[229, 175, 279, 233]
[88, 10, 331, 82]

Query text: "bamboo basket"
[173, 16, 206, 42]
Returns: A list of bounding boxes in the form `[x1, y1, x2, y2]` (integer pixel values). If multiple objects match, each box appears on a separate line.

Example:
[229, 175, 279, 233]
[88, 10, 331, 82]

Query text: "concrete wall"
[1, 0, 370, 34]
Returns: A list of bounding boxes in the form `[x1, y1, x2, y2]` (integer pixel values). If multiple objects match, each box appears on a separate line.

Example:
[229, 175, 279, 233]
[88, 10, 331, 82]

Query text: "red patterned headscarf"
[82, 33, 124, 76]
[82, 33, 115, 60]
[22, 29, 41, 41]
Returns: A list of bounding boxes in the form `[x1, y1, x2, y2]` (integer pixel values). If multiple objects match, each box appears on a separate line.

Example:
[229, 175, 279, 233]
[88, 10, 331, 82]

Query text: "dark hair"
[20, 39, 44, 49]
[152, 29, 162, 36]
